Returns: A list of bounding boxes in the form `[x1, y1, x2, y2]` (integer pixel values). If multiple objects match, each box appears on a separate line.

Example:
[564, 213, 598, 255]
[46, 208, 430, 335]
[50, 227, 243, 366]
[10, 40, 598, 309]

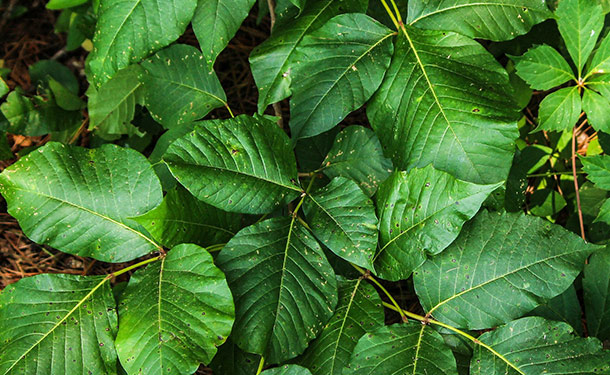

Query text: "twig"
[572, 125, 586, 241]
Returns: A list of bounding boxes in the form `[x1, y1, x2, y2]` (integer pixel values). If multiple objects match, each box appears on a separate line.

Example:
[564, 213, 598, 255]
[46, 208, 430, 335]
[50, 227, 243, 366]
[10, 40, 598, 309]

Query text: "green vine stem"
[255, 356, 265, 375]
[351, 263, 408, 322]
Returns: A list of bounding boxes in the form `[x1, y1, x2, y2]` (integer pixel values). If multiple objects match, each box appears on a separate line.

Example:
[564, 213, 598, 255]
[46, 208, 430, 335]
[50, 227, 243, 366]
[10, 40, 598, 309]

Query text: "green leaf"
[471, 317, 610, 374]
[555, 0, 603, 76]
[141, 44, 228, 127]
[584, 248, 610, 340]
[0, 274, 118, 375]
[595, 198, 610, 224]
[304, 178, 378, 270]
[115, 244, 234, 375]
[164, 115, 301, 214]
[295, 127, 340, 172]
[583, 88, 610, 132]
[368, 28, 519, 185]
[322, 126, 392, 196]
[537, 86, 581, 132]
[586, 73, 610, 100]
[88, 64, 145, 138]
[216, 217, 338, 363]
[414, 211, 602, 329]
[29, 60, 79, 94]
[375, 166, 500, 281]
[192, 0, 256, 67]
[344, 324, 458, 375]
[209, 337, 260, 375]
[582, 154, 610, 190]
[0, 77, 8, 98]
[149, 123, 197, 190]
[48, 78, 84, 111]
[87, 0, 198, 86]
[262, 365, 312, 375]
[407, 0, 552, 42]
[0, 142, 163, 262]
[529, 284, 584, 335]
[0, 90, 43, 135]
[0, 132, 13, 161]
[250, 0, 367, 113]
[528, 188, 567, 217]
[298, 279, 384, 375]
[46, 0, 88, 9]
[512, 45, 575, 90]
[289, 13, 394, 139]
[133, 186, 241, 248]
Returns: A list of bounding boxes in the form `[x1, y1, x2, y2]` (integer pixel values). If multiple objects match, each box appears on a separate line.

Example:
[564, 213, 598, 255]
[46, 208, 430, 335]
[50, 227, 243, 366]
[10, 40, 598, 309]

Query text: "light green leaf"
[262, 365, 312, 375]
[0, 142, 163, 262]
[88, 64, 145, 138]
[209, 338, 260, 375]
[192, 0, 256, 67]
[133, 186, 241, 248]
[0, 78, 8, 98]
[46, 0, 88, 9]
[375, 166, 500, 281]
[304, 178, 378, 270]
[584, 248, 610, 340]
[164, 115, 301, 214]
[512, 45, 575, 90]
[344, 324, 458, 375]
[250, 0, 367, 113]
[471, 317, 610, 374]
[322, 126, 392, 196]
[0, 274, 118, 375]
[529, 284, 583, 335]
[149, 123, 197, 190]
[115, 244, 234, 375]
[48, 78, 84, 111]
[586, 73, 610, 100]
[87, 0, 198, 86]
[289, 13, 394, 139]
[298, 279, 384, 375]
[0, 90, 43, 135]
[594, 198, 610, 224]
[581, 154, 610, 190]
[216, 217, 338, 363]
[587, 33, 610, 78]
[537, 86, 581, 132]
[556, 0, 603, 76]
[528, 188, 567, 217]
[368, 28, 519, 185]
[141, 44, 227, 127]
[414, 211, 601, 329]
[407, 0, 551, 42]
[583, 88, 610, 132]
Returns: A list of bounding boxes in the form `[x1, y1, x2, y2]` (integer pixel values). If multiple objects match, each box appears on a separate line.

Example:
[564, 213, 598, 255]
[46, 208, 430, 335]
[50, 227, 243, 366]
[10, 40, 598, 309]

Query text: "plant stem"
[225, 104, 235, 118]
[379, 0, 400, 30]
[255, 356, 265, 375]
[107, 255, 163, 279]
[206, 243, 226, 253]
[527, 170, 584, 178]
[351, 264, 408, 322]
[572, 125, 586, 241]
[388, 0, 403, 24]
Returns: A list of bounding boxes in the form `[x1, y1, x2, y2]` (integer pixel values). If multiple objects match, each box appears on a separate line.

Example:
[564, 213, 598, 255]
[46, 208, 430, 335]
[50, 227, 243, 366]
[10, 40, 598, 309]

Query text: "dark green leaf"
[375, 166, 500, 281]
[216, 217, 338, 363]
[583, 248, 610, 340]
[289, 13, 394, 139]
[133, 186, 241, 248]
[407, 0, 552, 42]
[471, 317, 610, 374]
[295, 127, 340, 172]
[322, 126, 392, 196]
[414, 211, 602, 329]
[164, 115, 301, 214]
[368, 28, 519, 185]
[115, 244, 235, 374]
[304, 177, 378, 270]
[209, 338, 260, 375]
[0, 274, 118, 375]
[0, 142, 163, 262]
[529, 284, 584, 335]
[582, 154, 610, 190]
[262, 365, 312, 375]
[29, 60, 79, 94]
[344, 324, 458, 375]
[299, 279, 384, 375]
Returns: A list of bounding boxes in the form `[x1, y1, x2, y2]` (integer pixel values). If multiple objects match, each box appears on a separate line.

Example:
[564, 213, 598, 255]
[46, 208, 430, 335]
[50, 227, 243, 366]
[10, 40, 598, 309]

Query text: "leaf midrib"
[329, 279, 361, 375]
[409, 2, 544, 25]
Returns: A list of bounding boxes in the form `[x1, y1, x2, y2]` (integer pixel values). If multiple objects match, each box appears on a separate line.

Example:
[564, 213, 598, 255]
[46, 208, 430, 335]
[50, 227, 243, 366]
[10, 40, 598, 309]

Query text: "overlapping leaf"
[87, 0, 197, 86]
[209, 338, 260, 375]
[0, 274, 117, 375]
[304, 178, 378, 269]
[192, 0, 256, 67]
[289, 13, 394, 139]
[584, 249, 610, 340]
[375, 166, 500, 281]
[414, 211, 601, 329]
[141, 44, 227, 127]
[298, 279, 384, 375]
[164, 115, 301, 214]
[216, 217, 337, 363]
[344, 324, 458, 374]
[115, 244, 235, 375]
[250, 0, 367, 113]
[367, 28, 519, 185]
[321, 126, 392, 196]
[262, 365, 312, 375]
[529, 285, 583, 335]
[0, 142, 163, 262]
[471, 317, 610, 374]
[133, 186, 241, 248]
[407, 0, 551, 41]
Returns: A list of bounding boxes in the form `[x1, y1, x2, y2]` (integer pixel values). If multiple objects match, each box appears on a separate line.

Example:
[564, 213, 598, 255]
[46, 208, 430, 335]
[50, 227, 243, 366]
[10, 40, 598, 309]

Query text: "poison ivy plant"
[4, 1, 610, 375]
